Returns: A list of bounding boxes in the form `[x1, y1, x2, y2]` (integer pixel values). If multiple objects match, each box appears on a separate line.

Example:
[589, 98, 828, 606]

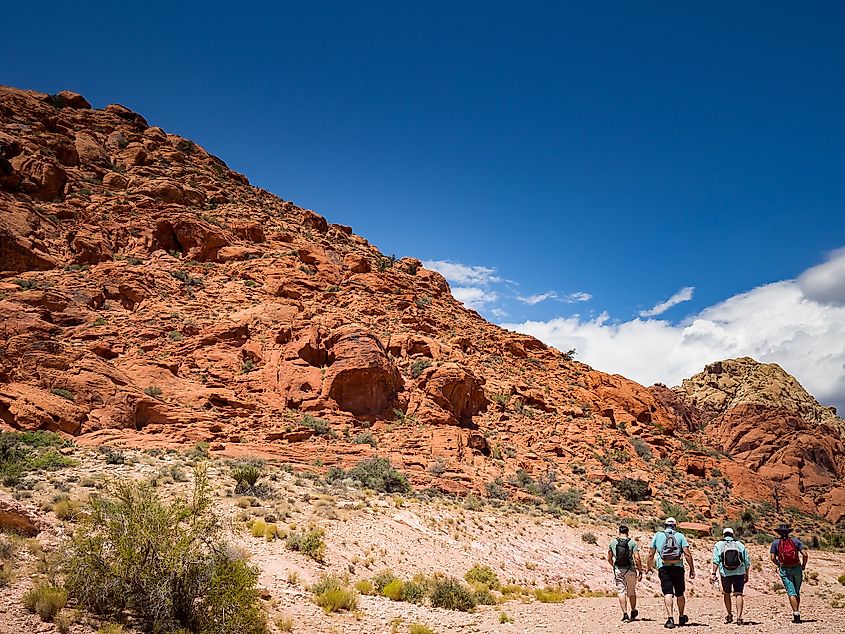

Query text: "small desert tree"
[64, 464, 266, 633]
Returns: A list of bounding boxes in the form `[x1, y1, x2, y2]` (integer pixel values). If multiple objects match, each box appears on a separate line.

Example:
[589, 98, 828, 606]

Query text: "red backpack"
[777, 537, 801, 567]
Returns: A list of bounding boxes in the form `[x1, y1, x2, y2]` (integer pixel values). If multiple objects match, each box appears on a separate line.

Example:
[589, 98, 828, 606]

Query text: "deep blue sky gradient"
[4, 1, 844, 322]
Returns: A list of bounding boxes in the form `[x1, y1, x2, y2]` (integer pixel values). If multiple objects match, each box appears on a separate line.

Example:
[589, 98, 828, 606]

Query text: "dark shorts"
[658, 566, 686, 597]
[721, 574, 746, 594]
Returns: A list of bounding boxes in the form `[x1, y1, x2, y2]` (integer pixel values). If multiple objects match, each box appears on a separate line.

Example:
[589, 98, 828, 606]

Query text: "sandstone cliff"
[1, 85, 843, 523]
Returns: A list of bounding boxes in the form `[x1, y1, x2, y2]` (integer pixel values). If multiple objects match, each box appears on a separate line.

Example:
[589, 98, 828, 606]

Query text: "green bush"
[429, 577, 476, 612]
[347, 457, 410, 493]
[312, 575, 357, 613]
[0, 431, 74, 485]
[144, 386, 162, 398]
[631, 437, 653, 461]
[410, 624, 435, 634]
[410, 359, 432, 378]
[22, 584, 67, 622]
[353, 431, 378, 447]
[403, 578, 428, 604]
[372, 569, 397, 593]
[231, 463, 262, 493]
[301, 414, 332, 436]
[615, 478, 652, 501]
[581, 532, 598, 544]
[464, 564, 500, 590]
[838, 573, 845, 585]
[660, 500, 691, 523]
[63, 465, 267, 633]
[286, 528, 326, 562]
[382, 578, 405, 601]
[51, 388, 75, 402]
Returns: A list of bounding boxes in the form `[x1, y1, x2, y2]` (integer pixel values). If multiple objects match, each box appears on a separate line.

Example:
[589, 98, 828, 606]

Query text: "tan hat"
[664, 517, 677, 526]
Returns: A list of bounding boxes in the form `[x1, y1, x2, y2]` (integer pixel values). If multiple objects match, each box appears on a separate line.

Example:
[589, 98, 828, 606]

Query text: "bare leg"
[677, 595, 686, 618]
[630, 594, 637, 612]
[618, 593, 627, 613]
[663, 594, 675, 618]
[735, 594, 744, 620]
[789, 595, 799, 612]
[723, 592, 732, 616]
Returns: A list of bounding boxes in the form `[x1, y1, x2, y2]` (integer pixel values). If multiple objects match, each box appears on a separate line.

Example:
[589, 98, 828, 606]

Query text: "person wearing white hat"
[711, 527, 751, 624]
[647, 517, 695, 629]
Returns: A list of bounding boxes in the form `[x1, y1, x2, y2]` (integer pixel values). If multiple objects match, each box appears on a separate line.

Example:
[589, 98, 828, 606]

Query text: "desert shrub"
[0, 431, 75, 485]
[167, 330, 184, 341]
[485, 479, 509, 500]
[403, 577, 428, 604]
[410, 359, 432, 378]
[429, 577, 476, 612]
[410, 624, 435, 634]
[838, 573, 845, 585]
[631, 437, 653, 461]
[275, 615, 294, 632]
[372, 568, 398, 593]
[382, 578, 405, 601]
[53, 498, 80, 521]
[581, 532, 598, 544]
[499, 611, 513, 624]
[660, 500, 691, 523]
[545, 486, 584, 512]
[534, 586, 573, 603]
[144, 385, 162, 398]
[301, 414, 332, 436]
[464, 564, 500, 590]
[0, 562, 15, 587]
[354, 579, 374, 595]
[312, 575, 357, 613]
[54, 609, 76, 633]
[285, 527, 325, 562]
[22, 583, 67, 622]
[472, 586, 496, 605]
[615, 477, 652, 501]
[51, 388, 75, 402]
[63, 465, 267, 633]
[347, 457, 410, 493]
[232, 463, 262, 492]
[353, 431, 377, 447]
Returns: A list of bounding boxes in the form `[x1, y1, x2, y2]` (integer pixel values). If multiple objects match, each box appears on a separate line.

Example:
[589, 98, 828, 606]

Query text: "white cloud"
[639, 286, 695, 317]
[798, 247, 845, 306]
[502, 276, 845, 412]
[422, 260, 501, 286]
[517, 291, 593, 305]
[452, 286, 499, 311]
[518, 291, 559, 305]
[565, 291, 593, 303]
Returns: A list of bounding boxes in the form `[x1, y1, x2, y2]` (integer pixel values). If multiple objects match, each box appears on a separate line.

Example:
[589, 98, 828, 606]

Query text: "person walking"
[770, 524, 809, 624]
[647, 517, 695, 629]
[607, 525, 644, 622]
[710, 527, 751, 624]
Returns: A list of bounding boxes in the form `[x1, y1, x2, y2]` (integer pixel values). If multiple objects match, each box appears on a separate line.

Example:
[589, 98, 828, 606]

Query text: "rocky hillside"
[1, 85, 843, 523]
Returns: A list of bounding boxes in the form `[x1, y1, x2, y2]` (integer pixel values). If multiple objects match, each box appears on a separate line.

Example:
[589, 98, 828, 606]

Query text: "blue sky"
[5, 1, 845, 407]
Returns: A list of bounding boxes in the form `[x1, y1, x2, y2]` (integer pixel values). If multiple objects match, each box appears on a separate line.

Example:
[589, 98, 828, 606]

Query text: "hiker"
[607, 524, 644, 622]
[710, 527, 751, 624]
[647, 517, 695, 629]
[770, 524, 809, 624]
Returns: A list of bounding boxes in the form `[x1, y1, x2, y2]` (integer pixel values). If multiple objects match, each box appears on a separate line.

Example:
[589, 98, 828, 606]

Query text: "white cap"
[665, 517, 677, 525]
[723, 527, 734, 535]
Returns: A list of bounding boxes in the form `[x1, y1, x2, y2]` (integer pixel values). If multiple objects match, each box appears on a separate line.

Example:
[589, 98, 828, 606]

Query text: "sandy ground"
[1, 449, 844, 633]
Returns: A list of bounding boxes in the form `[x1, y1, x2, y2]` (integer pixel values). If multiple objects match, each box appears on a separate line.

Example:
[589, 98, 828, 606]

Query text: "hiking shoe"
[631, 609, 639, 621]
[736, 618, 744, 625]
[664, 617, 676, 629]
[793, 613, 801, 624]
[622, 613, 630, 622]
[679, 615, 689, 626]
[725, 614, 733, 624]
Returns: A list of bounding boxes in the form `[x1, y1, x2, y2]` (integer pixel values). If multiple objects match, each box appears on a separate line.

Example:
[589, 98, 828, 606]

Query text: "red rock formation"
[1, 85, 843, 523]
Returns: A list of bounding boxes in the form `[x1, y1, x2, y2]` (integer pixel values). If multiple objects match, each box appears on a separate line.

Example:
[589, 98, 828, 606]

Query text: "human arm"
[684, 547, 695, 578]
[634, 550, 644, 579]
[647, 547, 656, 573]
[770, 540, 779, 567]
[800, 542, 809, 570]
[710, 543, 720, 581]
[606, 547, 615, 569]
[743, 546, 751, 582]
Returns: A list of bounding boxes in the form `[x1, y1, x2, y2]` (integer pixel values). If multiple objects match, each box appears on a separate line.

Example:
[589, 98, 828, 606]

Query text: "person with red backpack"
[770, 524, 809, 623]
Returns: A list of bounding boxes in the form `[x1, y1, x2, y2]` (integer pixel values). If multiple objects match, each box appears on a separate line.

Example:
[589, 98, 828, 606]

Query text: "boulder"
[418, 363, 489, 425]
[0, 491, 48, 536]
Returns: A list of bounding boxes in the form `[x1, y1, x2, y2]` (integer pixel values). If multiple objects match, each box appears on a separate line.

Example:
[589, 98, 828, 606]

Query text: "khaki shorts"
[614, 568, 638, 597]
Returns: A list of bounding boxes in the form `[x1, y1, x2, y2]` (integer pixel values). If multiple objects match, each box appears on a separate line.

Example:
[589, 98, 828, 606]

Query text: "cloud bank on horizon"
[429, 251, 845, 412]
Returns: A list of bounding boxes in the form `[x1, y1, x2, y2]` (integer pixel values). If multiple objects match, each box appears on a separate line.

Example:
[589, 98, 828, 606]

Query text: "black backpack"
[615, 538, 633, 568]
[721, 541, 742, 570]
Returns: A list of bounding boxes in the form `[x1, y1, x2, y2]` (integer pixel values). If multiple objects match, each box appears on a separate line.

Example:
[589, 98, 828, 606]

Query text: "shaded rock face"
[2, 85, 844, 523]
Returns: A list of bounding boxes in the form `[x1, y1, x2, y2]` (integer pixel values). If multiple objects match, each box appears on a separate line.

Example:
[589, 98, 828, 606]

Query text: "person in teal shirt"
[710, 527, 751, 624]
[647, 517, 695, 629]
